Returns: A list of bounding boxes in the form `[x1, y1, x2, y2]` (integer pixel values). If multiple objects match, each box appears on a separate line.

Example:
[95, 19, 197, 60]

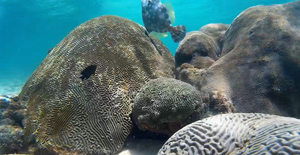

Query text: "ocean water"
[0, 0, 294, 95]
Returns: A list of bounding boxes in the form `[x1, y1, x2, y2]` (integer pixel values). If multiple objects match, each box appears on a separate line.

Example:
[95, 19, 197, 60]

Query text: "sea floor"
[0, 78, 24, 95]
[119, 138, 165, 155]
[118, 124, 169, 155]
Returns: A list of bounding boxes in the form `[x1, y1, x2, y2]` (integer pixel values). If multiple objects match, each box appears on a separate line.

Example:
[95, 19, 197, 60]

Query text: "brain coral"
[132, 78, 207, 135]
[158, 113, 300, 155]
[19, 15, 174, 155]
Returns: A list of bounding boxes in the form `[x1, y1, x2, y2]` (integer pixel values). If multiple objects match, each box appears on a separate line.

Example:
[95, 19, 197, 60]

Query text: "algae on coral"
[20, 15, 174, 155]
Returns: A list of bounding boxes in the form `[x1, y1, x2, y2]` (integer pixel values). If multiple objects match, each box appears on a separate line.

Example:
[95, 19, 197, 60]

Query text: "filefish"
[141, 0, 187, 43]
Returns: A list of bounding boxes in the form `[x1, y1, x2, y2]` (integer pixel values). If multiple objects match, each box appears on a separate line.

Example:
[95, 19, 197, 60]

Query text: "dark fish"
[79, 65, 97, 81]
[141, 0, 186, 43]
[48, 47, 54, 54]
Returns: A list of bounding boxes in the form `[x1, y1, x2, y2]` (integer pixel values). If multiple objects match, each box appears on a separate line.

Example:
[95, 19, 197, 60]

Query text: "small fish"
[141, 0, 187, 43]
[48, 47, 54, 54]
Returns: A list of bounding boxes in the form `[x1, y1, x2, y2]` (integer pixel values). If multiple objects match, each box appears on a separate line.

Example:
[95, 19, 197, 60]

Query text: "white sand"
[118, 138, 166, 155]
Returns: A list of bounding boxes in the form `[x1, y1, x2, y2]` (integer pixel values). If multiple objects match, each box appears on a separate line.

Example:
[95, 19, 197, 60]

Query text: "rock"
[205, 90, 235, 114]
[2, 98, 26, 127]
[175, 63, 205, 87]
[19, 15, 174, 155]
[0, 118, 14, 126]
[132, 78, 207, 135]
[175, 31, 219, 69]
[199, 23, 229, 47]
[3, 109, 25, 127]
[198, 1, 300, 117]
[175, 64, 235, 116]
[0, 96, 11, 109]
[0, 95, 26, 127]
[0, 125, 24, 154]
[190, 56, 215, 69]
[11, 96, 20, 102]
[158, 113, 300, 155]
[0, 95, 26, 154]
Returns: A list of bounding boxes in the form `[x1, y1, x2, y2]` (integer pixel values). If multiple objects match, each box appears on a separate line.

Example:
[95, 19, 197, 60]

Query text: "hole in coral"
[80, 65, 97, 81]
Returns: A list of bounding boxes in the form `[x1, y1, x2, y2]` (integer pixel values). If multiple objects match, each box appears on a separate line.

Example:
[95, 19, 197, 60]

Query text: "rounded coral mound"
[175, 31, 219, 69]
[198, 1, 300, 117]
[199, 23, 229, 47]
[132, 78, 207, 135]
[19, 15, 174, 155]
[158, 113, 300, 155]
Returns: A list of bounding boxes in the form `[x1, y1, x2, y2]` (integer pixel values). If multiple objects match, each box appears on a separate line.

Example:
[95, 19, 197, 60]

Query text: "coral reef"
[174, 64, 235, 114]
[174, 63, 205, 87]
[199, 23, 229, 48]
[204, 90, 235, 114]
[199, 1, 300, 117]
[132, 78, 207, 135]
[158, 113, 300, 155]
[176, 1, 300, 118]
[1, 1, 300, 155]
[175, 31, 219, 69]
[0, 125, 24, 154]
[19, 15, 174, 155]
[0, 94, 26, 154]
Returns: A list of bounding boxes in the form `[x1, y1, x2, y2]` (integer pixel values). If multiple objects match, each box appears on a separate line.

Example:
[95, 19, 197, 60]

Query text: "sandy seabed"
[0, 79, 24, 95]
[118, 138, 165, 155]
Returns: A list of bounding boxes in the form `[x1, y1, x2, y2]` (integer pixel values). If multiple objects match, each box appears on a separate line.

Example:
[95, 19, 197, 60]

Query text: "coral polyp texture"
[199, 23, 229, 48]
[158, 113, 300, 155]
[132, 78, 207, 135]
[175, 31, 219, 69]
[196, 1, 300, 117]
[19, 15, 174, 155]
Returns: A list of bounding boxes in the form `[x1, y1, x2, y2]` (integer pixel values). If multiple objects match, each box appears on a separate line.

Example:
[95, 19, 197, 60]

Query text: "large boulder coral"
[198, 1, 300, 117]
[174, 24, 228, 73]
[174, 64, 235, 115]
[158, 113, 300, 155]
[199, 23, 229, 48]
[175, 31, 219, 69]
[19, 15, 174, 155]
[132, 78, 207, 135]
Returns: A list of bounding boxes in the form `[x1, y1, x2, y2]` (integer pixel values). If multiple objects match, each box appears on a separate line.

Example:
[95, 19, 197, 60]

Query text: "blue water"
[0, 0, 294, 95]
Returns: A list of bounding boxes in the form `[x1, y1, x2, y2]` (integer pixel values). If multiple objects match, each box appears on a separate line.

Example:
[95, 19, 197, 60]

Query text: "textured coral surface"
[175, 31, 219, 69]
[158, 113, 300, 155]
[184, 1, 300, 118]
[132, 78, 205, 135]
[19, 15, 174, 155]
[199, 23, 229, 48]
